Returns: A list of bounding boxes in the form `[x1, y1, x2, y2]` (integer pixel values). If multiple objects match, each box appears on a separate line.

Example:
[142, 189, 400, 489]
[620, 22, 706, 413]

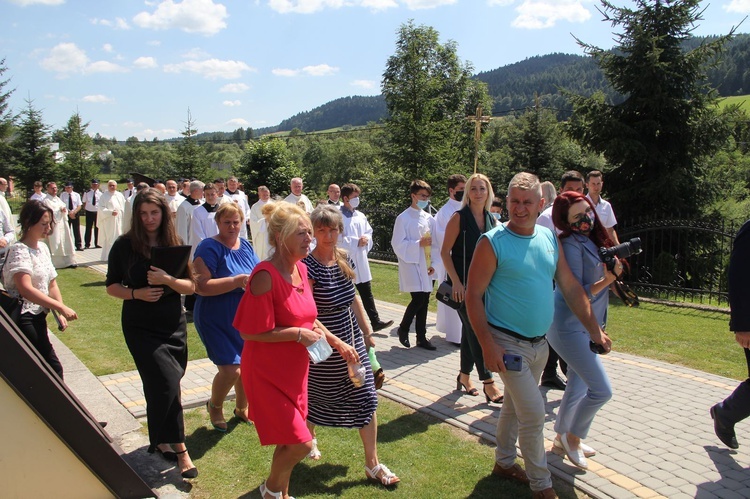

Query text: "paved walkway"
[72, 248, 750, 499]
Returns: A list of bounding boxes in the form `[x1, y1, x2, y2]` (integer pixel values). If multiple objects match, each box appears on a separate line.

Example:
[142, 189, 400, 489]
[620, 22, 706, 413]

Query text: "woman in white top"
[3, 201, 78, 378]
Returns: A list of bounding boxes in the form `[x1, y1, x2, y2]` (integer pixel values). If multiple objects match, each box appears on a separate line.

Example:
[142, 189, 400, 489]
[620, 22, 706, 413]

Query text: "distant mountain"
[203, 34, 750, 140]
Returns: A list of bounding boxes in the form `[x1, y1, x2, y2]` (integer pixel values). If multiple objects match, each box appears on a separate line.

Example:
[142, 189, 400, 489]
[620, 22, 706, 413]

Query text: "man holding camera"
[466, 172, 610, 499]
[711, 219, 750, 449]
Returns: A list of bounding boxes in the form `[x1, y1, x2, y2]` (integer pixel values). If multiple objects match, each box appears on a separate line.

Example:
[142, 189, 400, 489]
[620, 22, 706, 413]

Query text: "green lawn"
[720, 94, 750, 113]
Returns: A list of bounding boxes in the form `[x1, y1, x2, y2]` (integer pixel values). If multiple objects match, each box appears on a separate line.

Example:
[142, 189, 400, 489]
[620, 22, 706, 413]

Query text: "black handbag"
[436, 280, 461, 309]
[0, 288, 22, 324]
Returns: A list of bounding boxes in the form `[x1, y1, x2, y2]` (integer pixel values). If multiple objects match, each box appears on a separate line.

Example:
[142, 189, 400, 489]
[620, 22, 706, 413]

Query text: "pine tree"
[173, 109, 208, 180]
[11, 98, 56, 195]
[568, 0, 734, 220]
[59, 111, 98, 192]
[0, 58, 15, 171]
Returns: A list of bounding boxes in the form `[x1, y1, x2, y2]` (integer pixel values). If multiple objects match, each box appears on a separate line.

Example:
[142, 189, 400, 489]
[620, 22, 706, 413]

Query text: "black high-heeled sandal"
[456, 373, 479, 396]
[483, 380, 504, 403]
[175, 449, 198, 479]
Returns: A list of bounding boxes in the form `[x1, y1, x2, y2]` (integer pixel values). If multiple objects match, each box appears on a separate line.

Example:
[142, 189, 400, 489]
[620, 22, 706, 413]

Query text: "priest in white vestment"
[97, 180, 126, 261]
[43, 182, 76, 268]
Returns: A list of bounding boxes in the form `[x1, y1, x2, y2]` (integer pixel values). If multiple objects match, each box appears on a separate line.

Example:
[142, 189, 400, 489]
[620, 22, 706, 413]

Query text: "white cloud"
[8, 0, 64, 5]
[351, 79, 376, 89]
[123, 121, 144, 128]
[223, 100, 242, 106]
[87, 60, 129, 73]
[103, 43, 114, 52]
[487, 0, 514, 5]
[226, 118, 250, 126]
[40, 43, 128, 76]
[82, 94, 114, 104]
[133, 0, 228, 36]
[302, 64, 338, 76]
[91, 17, 131, 29]
[163, 58, 255, 79]
[134, 56, 158, 69]
[182, 47, 211, 60]
[141, 128, 178, 139]
[273, 64, 338, 77]
[511, 0, 591, 29]
[269, 0, 442, 13]
[40, 42, 89, 75]
[220, 83, 249, 93]
[725, 0, 750, 13]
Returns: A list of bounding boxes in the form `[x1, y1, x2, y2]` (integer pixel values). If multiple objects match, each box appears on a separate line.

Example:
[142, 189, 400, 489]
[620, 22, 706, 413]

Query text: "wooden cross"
[466, 106, 491, 173]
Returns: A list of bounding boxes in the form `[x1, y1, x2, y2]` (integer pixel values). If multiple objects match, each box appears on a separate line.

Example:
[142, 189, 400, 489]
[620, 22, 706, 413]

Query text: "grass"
[181, 396, 577, 499]
[52, 267, 207, 376]
[720, 94, 750, 113]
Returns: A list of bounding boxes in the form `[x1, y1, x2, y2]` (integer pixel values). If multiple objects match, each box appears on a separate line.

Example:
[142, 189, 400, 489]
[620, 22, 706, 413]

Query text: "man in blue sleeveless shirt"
[466, 172, 610, 499]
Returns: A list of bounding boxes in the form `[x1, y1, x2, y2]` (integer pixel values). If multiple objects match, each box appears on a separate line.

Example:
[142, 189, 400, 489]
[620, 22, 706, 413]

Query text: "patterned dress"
[303, 254, 378, 428]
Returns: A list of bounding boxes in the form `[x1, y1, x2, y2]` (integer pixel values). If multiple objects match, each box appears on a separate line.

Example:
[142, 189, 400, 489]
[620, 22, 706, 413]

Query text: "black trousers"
[717, 348, 750, 425]
[543, 344, 568, 378]
[457, 304, 492, 381]
[355, 280, 381, 326]
[84, 210, 98, 247]
[399, 291, 430, 339]
[68, 215, 82, 249]
[19, 311, 63, 378]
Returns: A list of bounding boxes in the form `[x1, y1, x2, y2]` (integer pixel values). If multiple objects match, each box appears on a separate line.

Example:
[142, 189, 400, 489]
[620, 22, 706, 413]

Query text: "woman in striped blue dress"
[302, 205, 400, 487]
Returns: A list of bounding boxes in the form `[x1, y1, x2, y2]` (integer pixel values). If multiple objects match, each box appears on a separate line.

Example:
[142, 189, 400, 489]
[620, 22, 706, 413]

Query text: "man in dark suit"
[711, 219, 750, 449]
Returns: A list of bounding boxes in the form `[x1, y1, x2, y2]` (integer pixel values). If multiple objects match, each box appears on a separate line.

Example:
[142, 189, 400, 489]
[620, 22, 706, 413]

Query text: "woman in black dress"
[440, 173, 504, 404]
[105, 188, 198, 479]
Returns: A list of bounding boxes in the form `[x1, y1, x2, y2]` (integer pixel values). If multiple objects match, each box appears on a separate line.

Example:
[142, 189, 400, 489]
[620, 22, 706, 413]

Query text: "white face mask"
[348, 197, 360, 209]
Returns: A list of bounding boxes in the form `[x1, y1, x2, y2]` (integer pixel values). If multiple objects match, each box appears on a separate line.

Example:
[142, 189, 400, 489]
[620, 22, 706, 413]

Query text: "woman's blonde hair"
[215, 201, 244, 223]
[460, 173, 494, 212]
[309, 205, 355, 280]
[267, 202, 311, 256]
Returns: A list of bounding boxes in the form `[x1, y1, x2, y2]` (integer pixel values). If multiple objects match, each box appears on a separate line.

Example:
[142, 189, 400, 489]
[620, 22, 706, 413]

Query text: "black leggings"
[18, 311, 63, 378]
[399, 291, 430, 339]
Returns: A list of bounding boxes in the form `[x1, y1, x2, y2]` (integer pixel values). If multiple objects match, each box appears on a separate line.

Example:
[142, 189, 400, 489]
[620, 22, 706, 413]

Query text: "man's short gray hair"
[508, 172, 541, 196]
[190, 180, 205, 193]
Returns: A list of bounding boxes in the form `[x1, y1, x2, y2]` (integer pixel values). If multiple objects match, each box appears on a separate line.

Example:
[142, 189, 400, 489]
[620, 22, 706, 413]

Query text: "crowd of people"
[5, 167, 747, 499]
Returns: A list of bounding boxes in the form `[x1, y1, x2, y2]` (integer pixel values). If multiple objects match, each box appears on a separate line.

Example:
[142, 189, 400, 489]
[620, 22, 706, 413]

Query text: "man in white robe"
[189, 183, 220, 258]
[43, 182, 77, 268]
[176, 180, 204, 246]
[284, 177, 313, 213]
[339, 183, 392, 332]
[249, 186, 271, 259]
[433, 174, 466, 345]
[0, 177, 13, 228]
[97, 180, 126, 261]
[164, 179, 183, 215]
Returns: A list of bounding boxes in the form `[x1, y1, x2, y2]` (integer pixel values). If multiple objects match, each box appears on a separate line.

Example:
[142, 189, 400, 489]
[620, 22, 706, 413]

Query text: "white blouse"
[2, 241, 57, 315]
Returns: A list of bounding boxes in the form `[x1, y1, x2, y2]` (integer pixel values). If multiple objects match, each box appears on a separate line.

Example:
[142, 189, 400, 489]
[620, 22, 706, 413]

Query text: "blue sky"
[1, 0, 747, 141]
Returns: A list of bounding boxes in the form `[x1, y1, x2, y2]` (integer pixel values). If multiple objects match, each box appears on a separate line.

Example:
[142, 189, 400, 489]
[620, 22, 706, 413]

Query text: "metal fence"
[362, 206, 742, 305]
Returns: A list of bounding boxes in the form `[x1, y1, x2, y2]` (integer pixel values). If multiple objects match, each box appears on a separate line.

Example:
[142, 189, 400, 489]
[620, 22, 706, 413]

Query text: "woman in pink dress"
[234, 202, 324, 499]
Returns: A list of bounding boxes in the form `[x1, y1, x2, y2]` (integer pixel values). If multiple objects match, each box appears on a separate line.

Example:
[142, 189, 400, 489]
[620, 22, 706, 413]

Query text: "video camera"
[598, 237, 642, 272]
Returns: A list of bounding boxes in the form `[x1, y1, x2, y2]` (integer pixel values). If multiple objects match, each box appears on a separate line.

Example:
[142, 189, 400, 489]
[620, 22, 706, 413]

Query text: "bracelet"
[296, 327, 302, 343]
[131, 288, 135, 300]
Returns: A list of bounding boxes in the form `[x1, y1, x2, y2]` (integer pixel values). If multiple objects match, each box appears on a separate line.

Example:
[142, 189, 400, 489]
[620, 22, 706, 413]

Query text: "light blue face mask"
[416, 199, 429, 209]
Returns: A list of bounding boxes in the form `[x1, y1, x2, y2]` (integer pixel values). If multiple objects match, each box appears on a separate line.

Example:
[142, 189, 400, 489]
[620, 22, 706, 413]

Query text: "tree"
[172, 109, 208, 180]
[381, 21, 491, 195]
[238, 137, 301, 196]
[59, 111, 99, 192]
[11, 98, 56, 195]
[0, 58, 15, 171]
[568, 0, 734, 220]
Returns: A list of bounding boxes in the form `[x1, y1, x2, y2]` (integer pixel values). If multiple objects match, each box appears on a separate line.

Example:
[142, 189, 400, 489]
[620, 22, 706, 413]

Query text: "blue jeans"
[547, 327, 612, 439]
[491, 327, 551, 492]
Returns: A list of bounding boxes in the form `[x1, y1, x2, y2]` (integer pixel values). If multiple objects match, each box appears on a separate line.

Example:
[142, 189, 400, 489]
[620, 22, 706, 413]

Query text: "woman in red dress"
[234, 202, 324, 499]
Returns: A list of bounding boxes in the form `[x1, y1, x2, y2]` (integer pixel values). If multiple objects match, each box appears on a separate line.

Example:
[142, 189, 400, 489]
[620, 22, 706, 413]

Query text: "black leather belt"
[489, 323, 546, 344]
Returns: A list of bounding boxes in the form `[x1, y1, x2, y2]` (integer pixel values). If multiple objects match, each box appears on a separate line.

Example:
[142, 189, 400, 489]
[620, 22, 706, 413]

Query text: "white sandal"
[259, 482, 294, 499]
[365, 463, 400, 486]
[307, 438, 321, 460]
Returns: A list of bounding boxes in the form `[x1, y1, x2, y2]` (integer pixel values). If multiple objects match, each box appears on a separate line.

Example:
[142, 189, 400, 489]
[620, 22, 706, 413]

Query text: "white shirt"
[189, 204, 219, 256]
[284, 193, 313, 213]
[536, 205, 560, 234]
[391, 207, 436, 293]
[339, 207, 374, 284]
[0, 193, 12, 226]
[60, 190, 82, 213]
[586, 194, 618, 229]
[176, 198, 202, 246]
[30, 192, 45, 202]
[83, 189, 102, 212]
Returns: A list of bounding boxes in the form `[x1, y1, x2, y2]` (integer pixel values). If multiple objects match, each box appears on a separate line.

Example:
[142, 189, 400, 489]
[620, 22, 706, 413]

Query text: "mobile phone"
[51, 309, 65, 331]
[503, 353, 522, 372]
[589, 341, 606, 355]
